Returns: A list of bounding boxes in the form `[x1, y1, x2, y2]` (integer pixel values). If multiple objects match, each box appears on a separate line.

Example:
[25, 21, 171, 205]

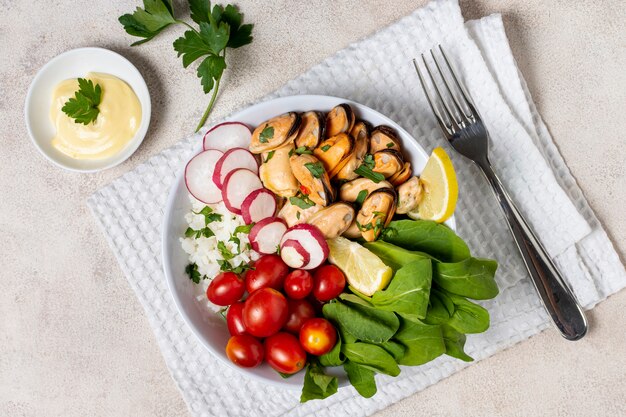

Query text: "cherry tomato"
[225, 334, 264, 368]
[245, 255, 290, 293]
[226, 302, 247, 336]
[284, 270, 314, 300]
[312, 265, 346, 301]
[243, 288, 289, 337]
[207, 272, 245, 306]
[299, 318, 337, 356]
[283, 299, 316, 334]
[264, 332, 307, 374]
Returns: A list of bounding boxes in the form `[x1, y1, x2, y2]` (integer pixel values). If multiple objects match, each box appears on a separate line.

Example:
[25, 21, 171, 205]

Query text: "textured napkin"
[88, 1, 626, 416]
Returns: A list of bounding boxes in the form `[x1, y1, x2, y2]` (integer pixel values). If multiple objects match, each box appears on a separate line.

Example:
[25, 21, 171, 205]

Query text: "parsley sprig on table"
[119, 0, 253, 131]
[61, 78, 102, 125]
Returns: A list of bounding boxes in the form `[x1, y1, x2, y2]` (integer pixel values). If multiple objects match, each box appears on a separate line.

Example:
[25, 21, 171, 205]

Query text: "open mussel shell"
[307, 202, 356, 239]
[372, 149, 404, 178]
[278, 199, 322, 227]
[396, 176, 423, 214]
[250, 112, 302, 153]
[342, 220, 362, 239]
[370, 125, 401, 153]
[259, 143, 299, 197]
[325, 103, 356, 137]
[388, 161, 412, 186]
[335, 120, 372, 181]
[339, 177, 393, 202]
[289, 154, 335, 206]
[313, 133, 355, 178]
[295, 111, 325, 149]
[356, 188, 397, 242]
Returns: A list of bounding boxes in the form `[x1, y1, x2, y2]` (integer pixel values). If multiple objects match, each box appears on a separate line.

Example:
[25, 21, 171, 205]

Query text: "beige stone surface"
[1, 0, 624, 416]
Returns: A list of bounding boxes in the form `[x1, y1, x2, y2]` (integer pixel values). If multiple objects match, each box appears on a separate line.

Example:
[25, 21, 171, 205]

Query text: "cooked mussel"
[388, 162, 412, 186]
[325, 103, 355, 137]
[356, 188, 397, 242]
[250, 112, 301, 153]
[369, 125, 401, 153]
[396, 176, 423, 214]
[342, 220, 361, 239]
[335, 120, 371, 181]
[259, 143, 299, 197]
[278, 198, 322, 227]
[372, 149, 404, 178]
[289, 154, 335, 206]
[339, 177, 393, 202]
[295, 111, 325, 149]
[313, 133, 355, 178]
[307, 202, 355, 239]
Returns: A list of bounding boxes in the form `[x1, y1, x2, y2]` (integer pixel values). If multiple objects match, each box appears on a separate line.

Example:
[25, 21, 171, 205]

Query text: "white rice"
[180, 195, 260, 311]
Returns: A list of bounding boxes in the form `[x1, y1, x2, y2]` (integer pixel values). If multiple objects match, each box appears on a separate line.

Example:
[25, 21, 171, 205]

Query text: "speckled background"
[1, 1, 625, 416]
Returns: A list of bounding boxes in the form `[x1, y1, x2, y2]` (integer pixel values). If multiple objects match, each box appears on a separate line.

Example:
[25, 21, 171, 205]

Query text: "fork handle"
[477, 160, 588, 340]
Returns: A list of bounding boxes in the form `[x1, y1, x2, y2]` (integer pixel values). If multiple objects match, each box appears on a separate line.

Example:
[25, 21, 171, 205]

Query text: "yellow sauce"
[50, 72, 141, 160]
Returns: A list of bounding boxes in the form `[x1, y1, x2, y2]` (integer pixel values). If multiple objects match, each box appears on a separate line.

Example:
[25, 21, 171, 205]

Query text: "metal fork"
[413, 46, 587, 341]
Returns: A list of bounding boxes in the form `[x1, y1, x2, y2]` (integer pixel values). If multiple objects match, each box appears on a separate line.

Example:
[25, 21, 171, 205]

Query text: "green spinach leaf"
[371, 259, 432, 317]
[441, 325, 473, 362]
[394, 316, 445, 366]
[319, 330, 343, 367]
[363, 240, 428, 271]
[343, 360, 377, 398]
[322, 302, 357, 343]
[300, 363, 338, 403]
[445, 293, 490, 334]
[342, 342, 400, 376]
[334, 295, 399, 343]
[434, 257, 499, 300]
[378, 340, 406, 362]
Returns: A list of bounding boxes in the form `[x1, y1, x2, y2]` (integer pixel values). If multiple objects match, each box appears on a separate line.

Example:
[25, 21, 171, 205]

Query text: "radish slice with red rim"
[203, 122, 252, 152]
[241, 189, 277, 225]
[213, 148, 259, 189]
[280, 239, 311, 269]
[280, 224, 329, 270]
[184, 149, 224, 204]
[249, 217, 287, 254]
[221, 168, 263, 214]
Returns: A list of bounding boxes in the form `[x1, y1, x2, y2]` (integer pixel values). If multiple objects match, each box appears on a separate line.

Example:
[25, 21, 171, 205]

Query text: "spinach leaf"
[378, 340, 406, 362]
[329, 296, 399, 343]
[394, 316, 445, 366]
[445, 293, 490, 334]
[382, 220, 470, 262]
[371, 259, 432, 317]
[343, 360, 377, 398]
[441, 325, 473, 362]
[434, 257, 499, 300]
[424, 288, 455, 325]
[322, 302, 357, 343]
[319, 331, 343, 367]
[342, 342, 400, 376]
[300, 363, 338, 403]
[363, 240, 428, 271]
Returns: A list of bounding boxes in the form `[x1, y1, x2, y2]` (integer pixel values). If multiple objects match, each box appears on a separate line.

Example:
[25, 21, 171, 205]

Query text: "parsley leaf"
[194, 206, 223, 224]
[305, 162, 325, 179]
[185, 226, 215, 238]
[188, 0, 210, 24]
[221, 4, 254, 48]
[197, 54, 227, 94]
[264, 150, 275, 162]
[294, 146, 313, 155]
[199, 21, 230, 54]
[185, 263, 207, 284]
[289, 193, 315, 209]
[218, 241, 235, 260]
[233, 224, 254, 234]
[173, 30, 212, 68]
[259, 125, 274, 143]
[354, 155, 385, 183]
[218, 259, 253, 274]
[386, 142, 395, 148]
[118, 0, 176, 46]
[321, 144, 331, 152]
[356, 190, 368, 205]
[61, 78, 102, 125]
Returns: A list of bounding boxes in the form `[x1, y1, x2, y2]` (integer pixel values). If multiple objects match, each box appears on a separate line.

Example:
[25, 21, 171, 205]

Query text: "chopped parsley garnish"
[294, 146, 313, 155]
[289, 193, 315, 209]
[259, 125, 274, 143]
[304, 162, 325, 179]
[386, 142, 395, 148]
[185, 226, 215, 239]
[264, 150, 275, 162]
[185, 263, 207, 284]
[218, 259, 253, 274]
[356, 221, 373, 231]
[61, 78, 102, 125]
[354, 154, 385, 183]
[320, 144, 331, 152]
[355, 190, 368, 205]
[233, 224, 254, 234]
[194, 206, 223, 225]
[217, 241, 235, 260]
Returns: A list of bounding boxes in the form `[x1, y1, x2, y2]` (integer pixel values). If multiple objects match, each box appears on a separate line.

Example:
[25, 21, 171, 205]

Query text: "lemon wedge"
[411, 147, 458, 223]
[327, 236, 393, 296]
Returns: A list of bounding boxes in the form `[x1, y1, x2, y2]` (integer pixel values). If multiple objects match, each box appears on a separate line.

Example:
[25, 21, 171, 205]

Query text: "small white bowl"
[24, 47, 151, 173]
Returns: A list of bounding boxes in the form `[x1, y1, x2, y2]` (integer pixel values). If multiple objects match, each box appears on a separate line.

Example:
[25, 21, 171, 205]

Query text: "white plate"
[162, 95, 456, 389]
[24, 47, 151, 173]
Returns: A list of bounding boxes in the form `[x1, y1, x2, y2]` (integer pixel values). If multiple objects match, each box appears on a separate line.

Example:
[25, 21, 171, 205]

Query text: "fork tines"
[413, 46, 477, 139]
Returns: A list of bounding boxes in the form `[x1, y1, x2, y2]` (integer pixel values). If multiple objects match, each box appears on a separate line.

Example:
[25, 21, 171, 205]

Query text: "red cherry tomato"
[245, 255, 290, 293]
[312, 265, 346, 301]
[283, 299, 316, 334]
[226, 302, 247, 336]
[264, 332, 307, 374]
[243, 288, 289, 337]
[284, 270, 314, 300]
[225, 334, 264, 368]
[206, 272, 245, 306]
[299, 318, 337, 356]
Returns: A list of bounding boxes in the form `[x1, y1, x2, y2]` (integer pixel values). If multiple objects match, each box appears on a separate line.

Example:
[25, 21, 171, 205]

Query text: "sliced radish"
[280, 239, 311, 269]
[213, 148, 259, 189]
[221, 168, 263, 214]
[249, 217, 288, 254]
[280, 224, 329, 270]
[203, 122, 252, 152]
[241, 189, 277, 225]
[184, 149, 224, 204]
